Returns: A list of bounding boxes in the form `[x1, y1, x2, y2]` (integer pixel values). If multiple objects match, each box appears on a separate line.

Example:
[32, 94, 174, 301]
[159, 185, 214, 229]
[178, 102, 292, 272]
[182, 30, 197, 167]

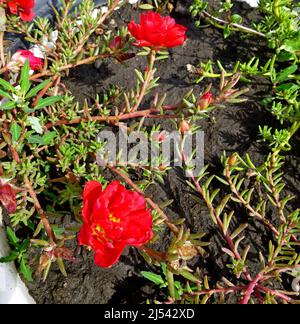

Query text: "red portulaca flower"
[5, 0, 35, 21]
[128, 11, 187, 50]
[78, 180, 153, 268]
[0, 180, 17, 214]
[8, 50, 43, 71]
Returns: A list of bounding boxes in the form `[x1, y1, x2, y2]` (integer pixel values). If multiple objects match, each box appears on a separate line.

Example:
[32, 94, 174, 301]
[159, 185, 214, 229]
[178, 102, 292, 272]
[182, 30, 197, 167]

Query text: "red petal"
[0, 182, 17, 214]
[77, 224, 93, 247]
[7, 2, 18, 14]
[82, 181, 102, 222]
[19, 10, 34, 22]
[94, 242, 126, 268]
[128, 11, 187, 49]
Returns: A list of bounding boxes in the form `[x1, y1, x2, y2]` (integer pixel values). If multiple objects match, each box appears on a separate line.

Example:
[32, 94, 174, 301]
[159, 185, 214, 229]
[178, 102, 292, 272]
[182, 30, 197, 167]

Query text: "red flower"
[6, 0, 35, 21]
[78, 180, 153, 268]
[17, 50, 42, 70]
[197, 92, 213, 110]
[128, 11, 187, 50]
[0, 180, 17, 214]
[8, 50, 43, 71]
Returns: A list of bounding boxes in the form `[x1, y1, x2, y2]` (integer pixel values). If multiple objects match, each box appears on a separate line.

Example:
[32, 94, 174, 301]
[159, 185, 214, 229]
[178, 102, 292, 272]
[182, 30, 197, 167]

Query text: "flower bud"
[152, 131, 167, 143]
[197, 92, 213, 110]
[228, 154, 238, 166]
[179, 120, 190, 134]
[109, 36, 124, 51]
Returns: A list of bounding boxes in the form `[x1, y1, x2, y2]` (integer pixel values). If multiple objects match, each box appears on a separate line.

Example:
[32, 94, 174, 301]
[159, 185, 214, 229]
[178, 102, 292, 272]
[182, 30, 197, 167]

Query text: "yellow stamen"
[109, 214, 121, 223]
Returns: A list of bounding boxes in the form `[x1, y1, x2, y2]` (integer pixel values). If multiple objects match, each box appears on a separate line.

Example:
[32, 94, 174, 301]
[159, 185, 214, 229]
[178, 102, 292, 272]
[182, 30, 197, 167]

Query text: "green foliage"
[0, 0, 299, 304]
[0, 228, 33, 282]
[0, 61, 61, 112]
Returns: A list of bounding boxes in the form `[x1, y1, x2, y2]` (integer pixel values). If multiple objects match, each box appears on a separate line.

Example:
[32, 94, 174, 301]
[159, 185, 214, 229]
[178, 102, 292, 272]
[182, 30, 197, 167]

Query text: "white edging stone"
[0, 209, 35, 304]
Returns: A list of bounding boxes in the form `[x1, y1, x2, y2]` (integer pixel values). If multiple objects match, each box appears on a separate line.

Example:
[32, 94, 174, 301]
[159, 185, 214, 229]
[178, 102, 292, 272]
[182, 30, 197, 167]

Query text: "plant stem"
[45, 105, 180, 129]
[24, 176, 56, 244]
[202, 11, 266, 38]
[241, 274, 263, 304]
[180, 150, 252, 281]
[1, 121, 56, 244]
[108, 166, 179, 234]
[131, 50, 156, 113]
[225, 166, 280, 236]
[188, 285, 247, 296]
[1, 123, 21, 163]
[30, 54, 112, 80]
[32, 76, 58, 108]
[0, 32, 5, 68]
[257, 285, 296, 303]
[137, 246, 166, 262]
[166, 269, 176, 299]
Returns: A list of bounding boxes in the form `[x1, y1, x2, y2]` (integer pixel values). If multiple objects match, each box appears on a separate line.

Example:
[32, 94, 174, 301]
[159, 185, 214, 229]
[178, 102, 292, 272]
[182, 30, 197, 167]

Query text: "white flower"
[101, 6, 108, 13]
[7, 52, 27, 72]
[29, 30, 58, 59]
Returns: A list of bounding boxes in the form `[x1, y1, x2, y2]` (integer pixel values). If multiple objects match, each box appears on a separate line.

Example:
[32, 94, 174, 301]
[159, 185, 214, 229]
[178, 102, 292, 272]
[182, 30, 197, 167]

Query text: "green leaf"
[6, 227, 19, 246]
[34, 96, 62, 110]
[57, 258, 67, 277]
[141, 271, 165, 286]
[25, 79, 51, 99]
[282, 33, 300, 53]
[28, 131, 56, 145]
[0, 100, 16, 110]
[27, 116, 43, 134]
[20, 257, 33, 282]
[231, 14, 242, 24]
[10, 122, 22, 143]
[276, 65, 298, 83]
[276, 83, 300, 92]
[0, 251, 19, 263]
[139, 4, 154, 10]
[20, 239, 30, 252]
[27, 134, 44, 145]
[20, 60, 31, 95]
[0, 89, 13, 100]
[223, 25, 231, 39]
[42, 131, 56, 145]
[0, 78, 15, 92]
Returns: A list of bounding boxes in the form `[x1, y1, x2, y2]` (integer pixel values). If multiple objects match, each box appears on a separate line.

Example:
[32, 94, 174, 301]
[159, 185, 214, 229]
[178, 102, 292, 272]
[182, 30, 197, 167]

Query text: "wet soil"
[25, 1, 300, 304]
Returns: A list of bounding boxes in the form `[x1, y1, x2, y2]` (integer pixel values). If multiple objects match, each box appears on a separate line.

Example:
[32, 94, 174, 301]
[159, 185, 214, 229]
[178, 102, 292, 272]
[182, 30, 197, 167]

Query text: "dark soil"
[25, 1, 300, 304]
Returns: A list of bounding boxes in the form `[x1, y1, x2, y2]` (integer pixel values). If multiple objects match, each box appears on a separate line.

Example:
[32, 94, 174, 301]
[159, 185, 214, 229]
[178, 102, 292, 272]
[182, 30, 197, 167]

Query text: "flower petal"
[94, 242, 126, 268]
[82, 181, 102, 222]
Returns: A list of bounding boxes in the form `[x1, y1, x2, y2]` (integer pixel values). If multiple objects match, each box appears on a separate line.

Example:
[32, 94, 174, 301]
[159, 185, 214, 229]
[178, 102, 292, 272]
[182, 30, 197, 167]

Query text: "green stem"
[131, 49, 156, 113]
[202, 11, 266, 38]
[166, 269, 176, 299]
[274, 121, 300, 155]
[272, 0, 282, 22]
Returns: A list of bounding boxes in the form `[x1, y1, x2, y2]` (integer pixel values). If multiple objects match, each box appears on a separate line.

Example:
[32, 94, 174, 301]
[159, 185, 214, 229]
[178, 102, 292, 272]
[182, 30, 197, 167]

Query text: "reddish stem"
[24, 176, 56, 244]
[188, 285, 247, 296]
[45, 105, 180, 129]
[257, 285, 295, 303]
[108, 166, 179, 234]
[33, 76, 58, 108]
[240, 274, 263, 304]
